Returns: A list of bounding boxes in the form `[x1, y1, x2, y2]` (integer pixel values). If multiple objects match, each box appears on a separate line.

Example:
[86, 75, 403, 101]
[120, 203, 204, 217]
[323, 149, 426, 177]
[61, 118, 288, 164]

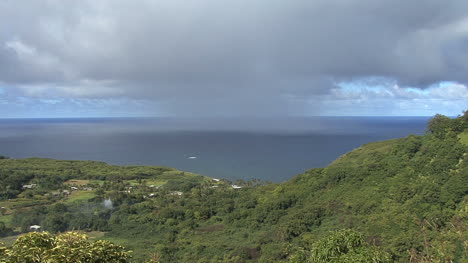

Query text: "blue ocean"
[0, 117, 430, 182]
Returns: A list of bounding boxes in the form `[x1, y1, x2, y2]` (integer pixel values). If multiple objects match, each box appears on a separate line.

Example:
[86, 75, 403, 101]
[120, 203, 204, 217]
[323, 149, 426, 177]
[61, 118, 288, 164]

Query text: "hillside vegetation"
[0, 112, 467, 262]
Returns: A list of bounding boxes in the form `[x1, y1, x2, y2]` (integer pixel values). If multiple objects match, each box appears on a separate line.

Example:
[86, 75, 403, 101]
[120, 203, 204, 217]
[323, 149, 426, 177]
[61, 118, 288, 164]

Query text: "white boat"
[188, 156, 197, 159]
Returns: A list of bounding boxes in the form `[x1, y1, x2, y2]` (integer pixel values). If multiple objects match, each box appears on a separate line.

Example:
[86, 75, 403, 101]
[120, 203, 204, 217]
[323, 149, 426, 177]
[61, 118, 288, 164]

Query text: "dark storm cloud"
[1, 0, 468, 115]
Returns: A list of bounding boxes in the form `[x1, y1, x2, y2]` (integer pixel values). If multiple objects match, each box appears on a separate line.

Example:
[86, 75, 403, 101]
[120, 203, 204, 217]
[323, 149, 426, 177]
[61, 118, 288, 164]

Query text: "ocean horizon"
[0, 116, 430, 182]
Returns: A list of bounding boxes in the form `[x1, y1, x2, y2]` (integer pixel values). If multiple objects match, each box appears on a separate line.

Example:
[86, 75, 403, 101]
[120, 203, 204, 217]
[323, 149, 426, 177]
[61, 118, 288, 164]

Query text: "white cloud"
[331, 82, 468, 101]
[5, 39, 60, 69]
[428, 83, 468, 99]
[17, 79, 123, 98]
[5, 40, 35, 58]
[321, 82, 467, 116]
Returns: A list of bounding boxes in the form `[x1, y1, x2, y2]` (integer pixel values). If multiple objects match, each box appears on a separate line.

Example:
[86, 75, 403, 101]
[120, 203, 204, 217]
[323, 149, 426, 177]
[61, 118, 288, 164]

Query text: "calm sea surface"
[0, 117, 429, 182]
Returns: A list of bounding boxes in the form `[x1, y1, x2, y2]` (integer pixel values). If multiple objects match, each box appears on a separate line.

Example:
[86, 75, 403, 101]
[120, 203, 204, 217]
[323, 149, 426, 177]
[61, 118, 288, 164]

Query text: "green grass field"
[85, 231, 106, 240]
[89, 180, 105, 185]
[127, 179, 167, 187]
[64, 179, 90, 185]
[62, 191, 96, 204]
[0, 199, 51, 210]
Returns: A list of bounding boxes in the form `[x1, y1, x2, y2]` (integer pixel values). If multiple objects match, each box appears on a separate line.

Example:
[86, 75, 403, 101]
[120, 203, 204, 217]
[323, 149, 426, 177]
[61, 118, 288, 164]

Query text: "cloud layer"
[1, 0, 468, 116]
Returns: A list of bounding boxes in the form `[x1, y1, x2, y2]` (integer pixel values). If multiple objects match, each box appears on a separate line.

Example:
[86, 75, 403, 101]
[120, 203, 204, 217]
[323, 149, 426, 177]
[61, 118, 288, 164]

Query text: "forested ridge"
[1, 113, 467, 262]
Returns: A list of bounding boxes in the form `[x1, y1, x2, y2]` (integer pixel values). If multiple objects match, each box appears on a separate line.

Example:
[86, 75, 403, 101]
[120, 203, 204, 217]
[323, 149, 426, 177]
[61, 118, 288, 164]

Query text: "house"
[22, 184, 37, 189]
[169, 191, 183, 196]
[62, 190, 70, 195]
[212, 178, 220, 182]
[231, 185, 242, 189]
[71, 187, 79, 191]
[30, 225, 41, 231]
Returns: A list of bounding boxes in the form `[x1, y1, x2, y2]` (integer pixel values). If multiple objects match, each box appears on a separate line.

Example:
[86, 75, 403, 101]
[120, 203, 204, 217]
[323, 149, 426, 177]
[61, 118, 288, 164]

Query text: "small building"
[231, 185, 242, 189]
[71, 187, 79, 191]
[62, 190, 70, 195]
[169, 191, 183, 196]
[30, 225, 41, 231]
[212, 178, 220, 182]
[22, 184, 37, 189]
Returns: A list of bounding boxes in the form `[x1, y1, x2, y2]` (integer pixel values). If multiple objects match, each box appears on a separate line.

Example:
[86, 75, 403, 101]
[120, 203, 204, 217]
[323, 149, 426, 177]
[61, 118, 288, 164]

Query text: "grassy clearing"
[86, 231, 106, 240]
[89, 180, 105, 185]
[0, 199, 51, 210]
[127, 179, 167, 187]
[162, 170, 199, 177]
[64, 179, 90, 185]
[62, 191, 95, 204]
[0, 200, 16, 209]
[0, 201, 11, 209]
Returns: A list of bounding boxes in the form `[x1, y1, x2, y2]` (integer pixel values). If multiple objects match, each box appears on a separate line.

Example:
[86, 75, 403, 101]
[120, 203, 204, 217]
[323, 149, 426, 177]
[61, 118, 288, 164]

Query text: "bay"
[0, 117, 429, 182]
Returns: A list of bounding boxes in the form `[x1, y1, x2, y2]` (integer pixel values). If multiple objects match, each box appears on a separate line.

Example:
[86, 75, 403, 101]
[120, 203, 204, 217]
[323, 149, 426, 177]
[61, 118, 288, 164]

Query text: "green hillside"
[1, 112, 467, 262]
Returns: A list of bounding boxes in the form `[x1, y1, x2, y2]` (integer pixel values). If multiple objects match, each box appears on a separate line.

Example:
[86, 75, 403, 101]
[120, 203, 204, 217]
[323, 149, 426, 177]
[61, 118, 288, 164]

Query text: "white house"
[30, 225, 41, 231]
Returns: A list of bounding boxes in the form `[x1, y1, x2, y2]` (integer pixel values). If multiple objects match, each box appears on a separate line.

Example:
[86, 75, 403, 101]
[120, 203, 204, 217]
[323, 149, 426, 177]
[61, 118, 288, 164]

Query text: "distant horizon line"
[0, 115, 441, 120]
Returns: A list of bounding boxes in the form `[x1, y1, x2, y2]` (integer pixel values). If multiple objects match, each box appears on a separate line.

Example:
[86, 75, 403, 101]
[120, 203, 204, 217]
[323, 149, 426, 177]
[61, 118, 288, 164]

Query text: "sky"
[0, 0, 467, 118]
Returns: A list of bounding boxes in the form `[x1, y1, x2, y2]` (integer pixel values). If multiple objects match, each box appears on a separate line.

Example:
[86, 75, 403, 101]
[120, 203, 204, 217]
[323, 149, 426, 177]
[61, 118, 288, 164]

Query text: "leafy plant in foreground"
[0, 232, 130, 263]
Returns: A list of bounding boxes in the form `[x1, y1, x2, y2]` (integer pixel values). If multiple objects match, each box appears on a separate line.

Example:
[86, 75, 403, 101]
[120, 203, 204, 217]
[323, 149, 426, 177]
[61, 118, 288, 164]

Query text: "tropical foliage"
[0, 112, 467, 262]
[0, 231, 130, 263]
